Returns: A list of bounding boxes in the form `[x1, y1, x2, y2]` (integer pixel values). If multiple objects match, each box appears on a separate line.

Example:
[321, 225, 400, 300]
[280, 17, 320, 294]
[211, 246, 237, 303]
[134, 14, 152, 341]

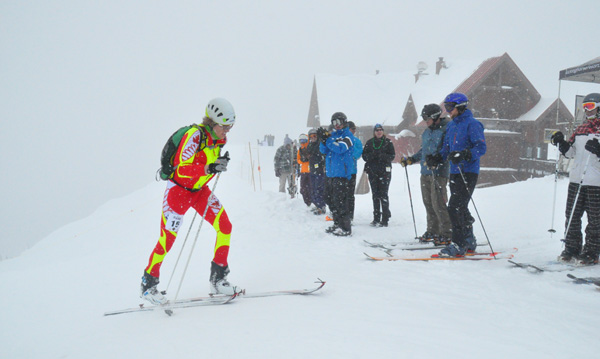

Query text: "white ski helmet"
[299, 134, 309, 143]
[206, 98, 236, 125]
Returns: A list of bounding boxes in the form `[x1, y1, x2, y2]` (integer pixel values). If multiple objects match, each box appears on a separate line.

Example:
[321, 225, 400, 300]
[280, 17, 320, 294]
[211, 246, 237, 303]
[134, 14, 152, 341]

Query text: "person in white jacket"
[550, 93, 600, 265]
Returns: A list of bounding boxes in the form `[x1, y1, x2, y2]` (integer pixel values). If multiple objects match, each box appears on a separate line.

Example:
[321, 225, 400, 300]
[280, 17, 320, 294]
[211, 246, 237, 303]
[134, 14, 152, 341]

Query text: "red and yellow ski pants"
[145, 180, 231, 278]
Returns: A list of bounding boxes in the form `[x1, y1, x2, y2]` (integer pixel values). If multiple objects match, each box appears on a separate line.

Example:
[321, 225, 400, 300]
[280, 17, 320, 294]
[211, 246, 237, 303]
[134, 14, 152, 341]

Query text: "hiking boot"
[209, 261, 236, 295]
[418, 231, 436, 242]
[331, 227, 352, 237]
[379, 221, 388, 227]
[325, 224, 339, 233]
[438, 243, 466, 257]
[433, 236, 452, 246]
[578, 252, 599, 266]
[140, 272, 167, 305]
[557, 248, 578, 263]
[313, 207, 326, 215]
[370, 220, 380, 227]
[464, 234, 477, 252]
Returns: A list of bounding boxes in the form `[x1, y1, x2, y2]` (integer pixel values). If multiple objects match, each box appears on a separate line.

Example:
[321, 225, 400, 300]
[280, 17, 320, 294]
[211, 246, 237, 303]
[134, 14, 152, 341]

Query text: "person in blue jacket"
[427, 93, 486, 257]
[401, 104, 452, 244]
[319, 112, 357, 236]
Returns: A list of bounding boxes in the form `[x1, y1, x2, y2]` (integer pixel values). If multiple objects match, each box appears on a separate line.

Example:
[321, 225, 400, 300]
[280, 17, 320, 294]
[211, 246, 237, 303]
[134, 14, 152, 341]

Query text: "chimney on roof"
[414, 61, 428, 83]
[436, 57, 448, 75]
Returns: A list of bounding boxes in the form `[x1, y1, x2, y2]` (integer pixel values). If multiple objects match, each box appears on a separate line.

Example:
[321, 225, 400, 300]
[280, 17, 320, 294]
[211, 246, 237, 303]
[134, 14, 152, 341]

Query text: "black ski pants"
[368, 172, 392, 223]
[564, 183, 600, 255]
[330, 177, 352, 232]
[448, 172, 477, 247]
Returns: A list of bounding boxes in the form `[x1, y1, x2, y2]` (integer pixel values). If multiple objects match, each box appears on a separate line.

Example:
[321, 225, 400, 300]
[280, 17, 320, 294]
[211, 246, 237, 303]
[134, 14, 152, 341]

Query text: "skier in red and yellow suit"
[140, 98, 237, 305]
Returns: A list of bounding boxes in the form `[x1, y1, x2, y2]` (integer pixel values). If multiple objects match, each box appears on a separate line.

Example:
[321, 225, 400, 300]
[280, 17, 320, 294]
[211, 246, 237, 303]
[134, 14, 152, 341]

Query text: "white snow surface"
[2, 142, 600, 359]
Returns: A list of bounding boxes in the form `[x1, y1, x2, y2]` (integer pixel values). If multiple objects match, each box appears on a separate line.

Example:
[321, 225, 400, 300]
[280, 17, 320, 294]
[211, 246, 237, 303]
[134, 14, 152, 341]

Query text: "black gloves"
[585, 138, 600, 157]
[449, 149, 472, 164]
[550, 131, 565, 146]
[550, 131, 571, 155]
[426, 153, 443, 168]
[207, 152, 230, 174]
[400, 156, 414, 167]
[317, 127, 330, 145]
[275, 169, 281, 177]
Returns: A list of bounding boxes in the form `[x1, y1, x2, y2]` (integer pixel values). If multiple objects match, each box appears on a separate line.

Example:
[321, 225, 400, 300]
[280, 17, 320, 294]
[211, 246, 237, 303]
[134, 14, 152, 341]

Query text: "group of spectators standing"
[274, 92, 487, 257]
[274, 114, 365, 236]
[401, 93, 487, 257]
[274, 91, 600, 262]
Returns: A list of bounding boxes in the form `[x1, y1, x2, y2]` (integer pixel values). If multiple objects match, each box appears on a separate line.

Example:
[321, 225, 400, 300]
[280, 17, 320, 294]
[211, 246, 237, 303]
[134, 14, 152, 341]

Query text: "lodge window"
[544, 129, 558, 144]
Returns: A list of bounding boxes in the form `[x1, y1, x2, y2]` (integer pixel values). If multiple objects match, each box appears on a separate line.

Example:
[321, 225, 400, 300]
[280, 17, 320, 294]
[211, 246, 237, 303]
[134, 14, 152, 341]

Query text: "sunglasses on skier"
[582, 102, 599, 111]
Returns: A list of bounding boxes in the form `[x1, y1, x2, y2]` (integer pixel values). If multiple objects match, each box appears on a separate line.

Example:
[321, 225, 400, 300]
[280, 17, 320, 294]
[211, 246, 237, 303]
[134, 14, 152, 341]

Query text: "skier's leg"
[192, 186, 232, 267]
[145, 182, 193, 278]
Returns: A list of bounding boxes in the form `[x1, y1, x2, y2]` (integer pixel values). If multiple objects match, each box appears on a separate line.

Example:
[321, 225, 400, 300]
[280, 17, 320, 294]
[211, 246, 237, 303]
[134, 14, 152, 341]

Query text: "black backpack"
[158, 124, 203, 180]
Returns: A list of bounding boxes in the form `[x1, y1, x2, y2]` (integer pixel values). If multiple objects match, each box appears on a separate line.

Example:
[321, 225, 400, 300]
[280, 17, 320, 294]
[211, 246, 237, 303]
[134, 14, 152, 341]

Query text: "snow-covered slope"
[2, 142, 599, 359]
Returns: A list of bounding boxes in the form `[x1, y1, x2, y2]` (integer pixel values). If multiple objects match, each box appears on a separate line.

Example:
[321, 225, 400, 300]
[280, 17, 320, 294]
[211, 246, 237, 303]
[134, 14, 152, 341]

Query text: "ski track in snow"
[2, 143, 600, 359]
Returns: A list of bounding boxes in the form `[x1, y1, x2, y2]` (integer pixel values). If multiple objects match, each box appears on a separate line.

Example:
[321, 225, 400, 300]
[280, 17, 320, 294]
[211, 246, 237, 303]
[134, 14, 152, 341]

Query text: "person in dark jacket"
[319, 112, 358, 236]
[401, 104, 452, 244]
[428, 93, 486, 257]
[274, 137, 294, 193]
[307, 128, 327, 215]
[362, 123, 396, 227]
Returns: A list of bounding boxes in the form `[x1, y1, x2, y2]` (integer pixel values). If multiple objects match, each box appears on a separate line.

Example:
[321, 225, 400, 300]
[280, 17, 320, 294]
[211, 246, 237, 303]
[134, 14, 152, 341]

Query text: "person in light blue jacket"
[401, 104, 452, 244]
[319, 112, 357, 236]
[427, 93, 486, 257]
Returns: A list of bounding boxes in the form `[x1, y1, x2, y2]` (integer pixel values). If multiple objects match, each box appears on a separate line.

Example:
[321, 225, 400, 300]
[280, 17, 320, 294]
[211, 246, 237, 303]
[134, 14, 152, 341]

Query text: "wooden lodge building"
[306, 53, 574, 187]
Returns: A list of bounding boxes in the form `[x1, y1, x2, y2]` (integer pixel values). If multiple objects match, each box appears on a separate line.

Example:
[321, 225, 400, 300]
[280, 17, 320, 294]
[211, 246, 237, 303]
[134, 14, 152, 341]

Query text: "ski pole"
[548, 155, 560, 236]
[404, 165, 419, 239]
[172, 154, 227, 304]
[457, 166, 496, 257]
[563, 154, 592, 241]
[164, 211, 198, 292]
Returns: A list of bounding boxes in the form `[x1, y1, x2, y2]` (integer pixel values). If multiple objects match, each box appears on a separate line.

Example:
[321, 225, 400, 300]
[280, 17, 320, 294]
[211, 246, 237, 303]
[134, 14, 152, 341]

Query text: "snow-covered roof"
[314, 56, 496, 127]
[314, 72, 413, 127]
[513, 97, 557, 122]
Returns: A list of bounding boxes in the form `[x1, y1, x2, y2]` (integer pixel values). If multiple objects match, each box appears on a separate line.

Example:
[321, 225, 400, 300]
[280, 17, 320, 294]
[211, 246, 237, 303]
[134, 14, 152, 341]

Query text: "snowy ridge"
[2, 142, 600, 358]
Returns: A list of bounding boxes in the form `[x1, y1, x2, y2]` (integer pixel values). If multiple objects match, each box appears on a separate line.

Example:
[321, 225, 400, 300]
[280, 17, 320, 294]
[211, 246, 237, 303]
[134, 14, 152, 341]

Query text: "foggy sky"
[1, 0, 598, 258]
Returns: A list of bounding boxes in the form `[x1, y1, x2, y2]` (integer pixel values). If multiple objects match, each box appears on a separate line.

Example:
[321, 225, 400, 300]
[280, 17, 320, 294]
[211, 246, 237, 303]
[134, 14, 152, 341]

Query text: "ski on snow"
[507, 260, 576, 273]
[363, 239, 489, 252]
[364, 249, 516, 261]
[103, 293, 238, 316]
[104, 279, 326, 317]
[566, 274, 600, 286]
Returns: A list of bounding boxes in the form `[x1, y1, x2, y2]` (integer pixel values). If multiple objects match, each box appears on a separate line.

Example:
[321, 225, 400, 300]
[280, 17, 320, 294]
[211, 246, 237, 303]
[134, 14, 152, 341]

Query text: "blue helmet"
[444, 93, 468, 108]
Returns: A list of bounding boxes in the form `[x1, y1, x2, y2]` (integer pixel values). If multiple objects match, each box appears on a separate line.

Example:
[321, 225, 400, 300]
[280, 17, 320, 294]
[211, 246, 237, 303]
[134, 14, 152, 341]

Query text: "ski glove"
[400, 156, 414, 167]
[317, 127, 330, 145]
[425, 153, 443, 168]
[551, 131, 572, 155]
[550, 131, 565, 146]
[275, 169, 281, 177]
[207, 152, 230, 174]
[449, 149, 472, 164]
[585, 138, 600, 157]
